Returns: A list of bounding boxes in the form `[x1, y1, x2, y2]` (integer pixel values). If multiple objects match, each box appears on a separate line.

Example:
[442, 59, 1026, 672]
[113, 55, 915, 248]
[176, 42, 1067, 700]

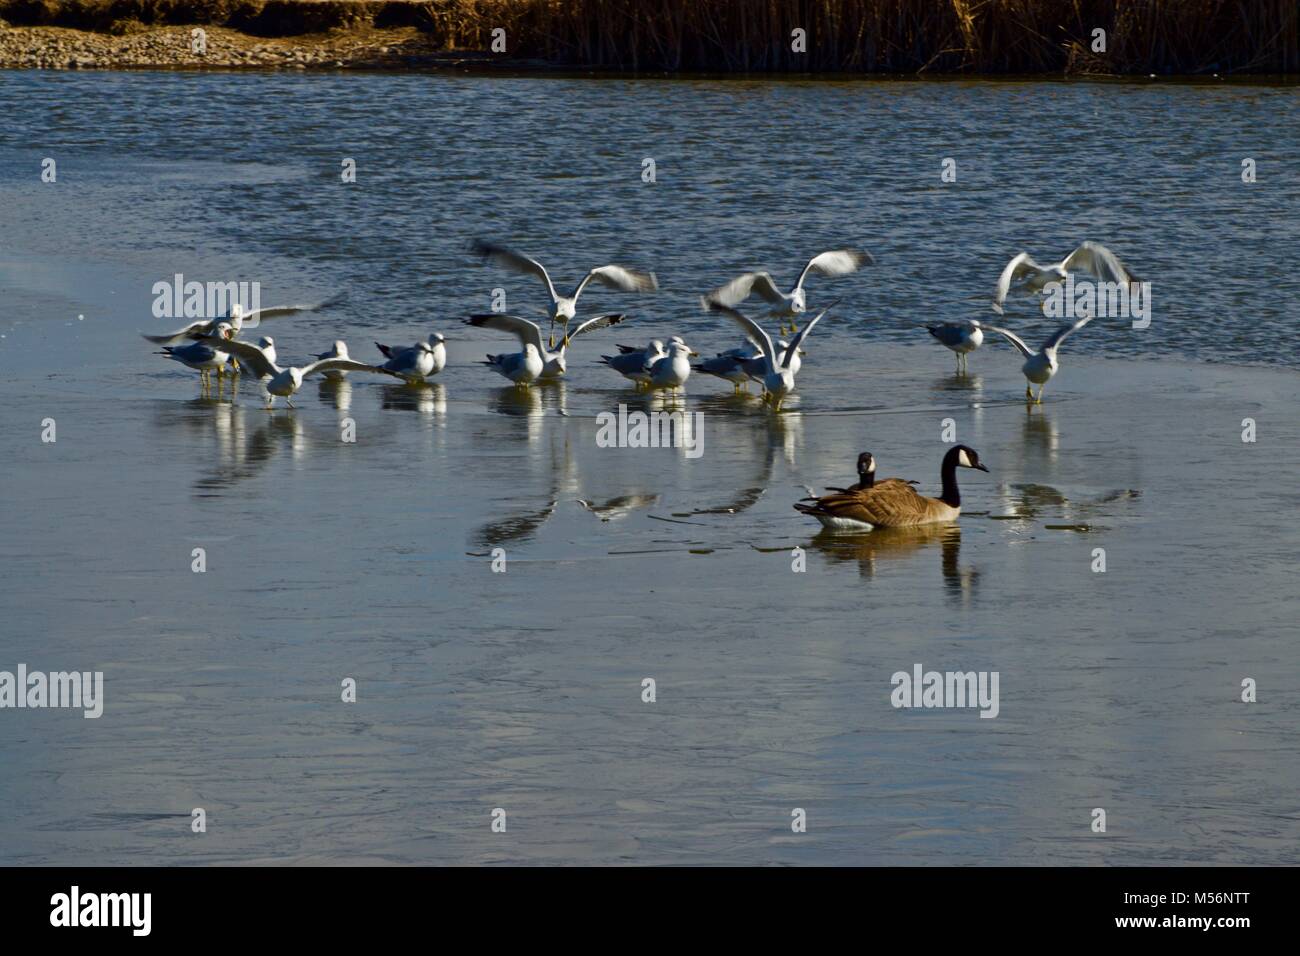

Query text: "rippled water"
[0, 70, 1297, 865]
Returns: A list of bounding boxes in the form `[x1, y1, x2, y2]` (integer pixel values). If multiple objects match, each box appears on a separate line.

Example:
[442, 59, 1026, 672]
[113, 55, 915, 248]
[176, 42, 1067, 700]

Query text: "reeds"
[2, 0, 1296, 73]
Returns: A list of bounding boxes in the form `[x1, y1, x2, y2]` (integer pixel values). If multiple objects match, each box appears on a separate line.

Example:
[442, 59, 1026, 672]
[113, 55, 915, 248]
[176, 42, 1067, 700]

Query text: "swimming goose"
[470, 240, 657, 347]
[795, 446, 989, 531]
[703, 249, 871, 333]
[222, 338, 402, 408]
[992, 241, 1139, 314]
[985, 311, 1093, 403]
[927, 320, 984, 371]
[157, 322, 235, 385]
[600, 339, 671, 388]
[465, 312, 626, 380]
[705, 300, 832, 410]
[799, 452, 917, 501]
[483, 342, 545, 387]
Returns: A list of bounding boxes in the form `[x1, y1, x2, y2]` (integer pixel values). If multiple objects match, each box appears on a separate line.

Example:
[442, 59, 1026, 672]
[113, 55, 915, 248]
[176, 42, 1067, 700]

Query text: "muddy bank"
[1, 0, 1297, 74]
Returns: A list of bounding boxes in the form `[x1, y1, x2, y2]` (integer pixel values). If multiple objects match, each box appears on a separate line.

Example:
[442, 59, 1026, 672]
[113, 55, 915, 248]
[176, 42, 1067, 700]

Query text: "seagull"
[483, 343, 544, 387]
[991, 241, 1140, 314]
[703, 249, 872, 333]
[157, 322, 234, 386]
[255, 336, 277, 368]
[313, 340, 352, 380]
[647, 340, 698, 391]
[222, 338, 402, 408]
[140, 300, 332, 344]
[692, 350, 754, 394]
[470, 240, 657, 347]
[926, 320, 984, 371]
[985, 311, 1094, 403]
[600, 339, 671, 388]
[705, 300, 833, 410]
[464, 312, 627, 380]
[374, 334, 447, 382]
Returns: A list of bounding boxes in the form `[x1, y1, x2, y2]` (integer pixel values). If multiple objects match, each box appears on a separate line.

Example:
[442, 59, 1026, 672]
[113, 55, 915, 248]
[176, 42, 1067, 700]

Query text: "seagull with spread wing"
[222, 338, 402, 408]
[985, 310, 1094, 403]
[470, 240, 657, 348]
[991, 241, 1140, 315]
[140, 299, 336, 344]
[702, 249, 871, 334]
[705, 300, 835, 410]
[464, 312, 627, 380]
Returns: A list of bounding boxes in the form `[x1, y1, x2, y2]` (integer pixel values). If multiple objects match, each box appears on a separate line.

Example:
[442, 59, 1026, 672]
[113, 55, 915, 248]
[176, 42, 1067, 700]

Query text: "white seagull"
[156, 322, 235, 385]
[706, 300, 832, 410]
[222, 338, 401, 408]
[992, 241, 1140, 314]
[483, 342, 544, 387]
[140, 300, 333, 344]
[313, 340, 352, 379]
[464, 312, 626, 380]
[600, 338, 674, 388]
[375, 334, 447, 382]
[926, 320, 984, 371]
[647, 340, 698, 391]
[703, 249, 872, 333]
[470, 240, 657, 347]
[985, 311, 1094, 403]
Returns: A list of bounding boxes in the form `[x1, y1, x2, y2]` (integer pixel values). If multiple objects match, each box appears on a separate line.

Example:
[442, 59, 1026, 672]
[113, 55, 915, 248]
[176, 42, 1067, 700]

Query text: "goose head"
[856, 452, 876, 478]
[952, 445, 990, 472]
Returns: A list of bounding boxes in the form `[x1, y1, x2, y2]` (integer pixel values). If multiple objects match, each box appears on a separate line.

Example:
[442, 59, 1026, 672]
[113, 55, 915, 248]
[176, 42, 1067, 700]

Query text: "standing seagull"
[470, 240, 658, 348]
[703, 249, 872, 334]
[156, 322, 235, 386]
[927, 320, 984, 372]
[483, 343, 545, 388]
[705, 300, 833, 410]
[600, 339, 669, 388]
[221, 338, 401, 408]
[374, 334, 447, 382]
[464, 312, 626, 380]
[647, 340, 698, 391]
[985, 312, 1094, 403]
[314, 340, 353, 380]
[991, 241, 1140, 314]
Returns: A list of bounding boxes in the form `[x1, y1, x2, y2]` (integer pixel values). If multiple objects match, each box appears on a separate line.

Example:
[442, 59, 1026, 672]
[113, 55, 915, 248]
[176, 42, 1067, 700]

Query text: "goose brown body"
[795, 445, 988, 531]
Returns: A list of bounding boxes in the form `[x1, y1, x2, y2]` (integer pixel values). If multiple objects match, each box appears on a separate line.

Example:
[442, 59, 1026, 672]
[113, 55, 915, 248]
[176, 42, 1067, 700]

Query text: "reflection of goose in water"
[473, 500, 560, 549]
[996, 482, 1141, 523]
[575, 494, 660, 522]
[810, 524, 977, 598]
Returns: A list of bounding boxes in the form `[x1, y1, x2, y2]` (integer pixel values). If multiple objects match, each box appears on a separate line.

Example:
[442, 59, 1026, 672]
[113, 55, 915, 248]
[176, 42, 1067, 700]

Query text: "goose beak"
[975, 463, 990, 473]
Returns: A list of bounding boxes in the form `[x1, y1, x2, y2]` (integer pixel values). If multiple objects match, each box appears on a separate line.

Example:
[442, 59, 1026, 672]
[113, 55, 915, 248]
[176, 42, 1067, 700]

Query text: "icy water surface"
[0, 70, 1297, 864]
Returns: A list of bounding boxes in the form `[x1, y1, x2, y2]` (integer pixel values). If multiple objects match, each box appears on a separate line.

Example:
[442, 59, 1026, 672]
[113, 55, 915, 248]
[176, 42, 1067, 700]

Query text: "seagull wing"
[992, 252, 1042, 313]
[464, 313, 545, 353]
[140, 320, 209, 344]
[1061, 241, 1139, 284]
[1042, 314, 1095, 352]
[780, 300, 834, 368]
[707, 301, 776, 375]
[221, 339, 280, 378]
[568, 312, 628, 338]
[572, 265, 658, 302]
[470, 240, 558, 302]
[795, 249, 873, 290]
[303, 358, 402, 379]
[704, 271, 787, 307]
[984, 325, 1036, 359]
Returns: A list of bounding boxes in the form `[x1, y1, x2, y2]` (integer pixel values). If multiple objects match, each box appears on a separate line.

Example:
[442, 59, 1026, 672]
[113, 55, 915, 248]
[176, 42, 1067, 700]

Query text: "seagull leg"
[1036, 384, 1045, 404]
[1025, 383, 1033, 401]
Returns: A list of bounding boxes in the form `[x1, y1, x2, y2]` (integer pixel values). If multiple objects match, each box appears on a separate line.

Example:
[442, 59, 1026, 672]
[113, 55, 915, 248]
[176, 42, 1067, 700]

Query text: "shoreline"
[2, 0, 1297, 74]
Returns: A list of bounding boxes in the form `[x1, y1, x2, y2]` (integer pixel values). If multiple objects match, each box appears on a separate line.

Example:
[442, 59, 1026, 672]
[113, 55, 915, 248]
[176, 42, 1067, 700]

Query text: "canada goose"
[992, 241, 1140, 314]
[483, 342, 544, 387]
[985, 311, 1093, 403]
[647, 340, 698, 390]
[465, 312, 626, 380]
[703, 248, 872, 333]
[470, 240, 657, 347]
[222, 337, 402, 408]
[704, 300, 830, 410]
[927, 320, 984, 371]
[156, 322, 235, 385]
[794, 445, 989, 531]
